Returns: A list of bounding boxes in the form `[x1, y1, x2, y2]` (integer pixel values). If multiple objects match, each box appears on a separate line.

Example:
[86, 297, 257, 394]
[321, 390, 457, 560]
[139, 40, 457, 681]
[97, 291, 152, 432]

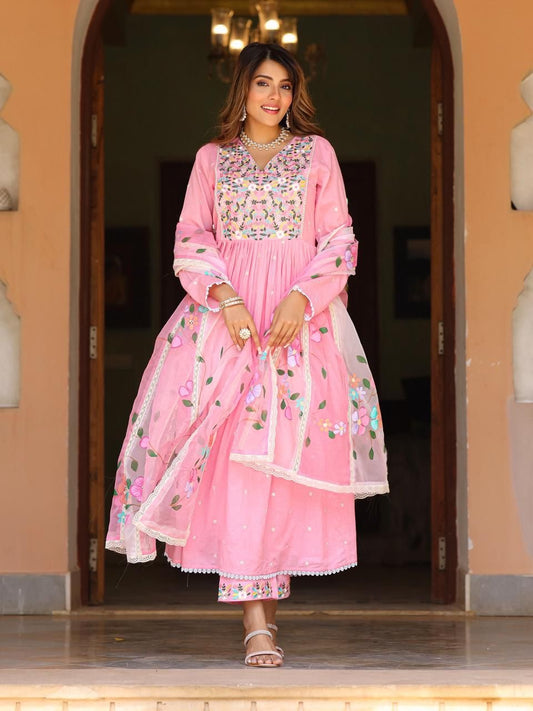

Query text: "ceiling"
[130, 0, 408, 16]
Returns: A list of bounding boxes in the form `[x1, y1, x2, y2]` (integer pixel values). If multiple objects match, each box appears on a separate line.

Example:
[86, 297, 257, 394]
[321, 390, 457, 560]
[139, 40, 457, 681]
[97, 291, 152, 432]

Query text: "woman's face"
[245, 58, 293, 130]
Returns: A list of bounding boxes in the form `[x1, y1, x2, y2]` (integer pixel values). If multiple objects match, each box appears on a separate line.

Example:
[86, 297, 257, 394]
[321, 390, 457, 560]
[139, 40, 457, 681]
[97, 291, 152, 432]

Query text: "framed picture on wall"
[105, 226, 151, 328]
[394, 226, 431, 318]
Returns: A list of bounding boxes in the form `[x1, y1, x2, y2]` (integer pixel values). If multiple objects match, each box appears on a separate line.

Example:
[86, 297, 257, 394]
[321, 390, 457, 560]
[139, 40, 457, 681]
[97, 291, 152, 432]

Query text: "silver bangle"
[220, 297, 244, 309]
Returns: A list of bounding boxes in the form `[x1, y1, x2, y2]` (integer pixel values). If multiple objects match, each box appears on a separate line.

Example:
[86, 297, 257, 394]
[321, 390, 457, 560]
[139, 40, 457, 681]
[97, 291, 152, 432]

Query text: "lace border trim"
[105, 541, 156, 563]
[163, 552, 358, 580]
[227, 455, 389, 497]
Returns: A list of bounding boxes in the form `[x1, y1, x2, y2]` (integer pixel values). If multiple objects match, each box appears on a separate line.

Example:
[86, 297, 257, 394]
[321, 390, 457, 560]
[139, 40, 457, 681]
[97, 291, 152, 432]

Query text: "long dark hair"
[214, 42, 323, 144]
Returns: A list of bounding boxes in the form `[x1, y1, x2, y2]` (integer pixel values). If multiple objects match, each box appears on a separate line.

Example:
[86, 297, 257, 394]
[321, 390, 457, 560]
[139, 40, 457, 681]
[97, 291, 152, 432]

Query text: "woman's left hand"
[266, 290, 309, 349]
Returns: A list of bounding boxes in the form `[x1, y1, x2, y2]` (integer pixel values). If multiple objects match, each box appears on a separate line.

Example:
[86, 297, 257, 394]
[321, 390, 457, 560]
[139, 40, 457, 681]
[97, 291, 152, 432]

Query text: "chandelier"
[209, 1, 325, 83]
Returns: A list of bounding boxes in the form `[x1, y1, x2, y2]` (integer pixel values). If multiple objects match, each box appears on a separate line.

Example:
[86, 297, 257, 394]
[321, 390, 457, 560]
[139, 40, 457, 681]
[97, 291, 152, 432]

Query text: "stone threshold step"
[56, 607, 469, 618]
[1, 670, 533, 710]
[1, 700, 533, 711]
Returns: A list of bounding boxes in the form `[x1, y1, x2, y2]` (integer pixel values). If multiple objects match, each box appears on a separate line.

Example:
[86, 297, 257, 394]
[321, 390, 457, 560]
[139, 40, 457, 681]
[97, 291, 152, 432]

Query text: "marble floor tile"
[0, 614, 532, 671]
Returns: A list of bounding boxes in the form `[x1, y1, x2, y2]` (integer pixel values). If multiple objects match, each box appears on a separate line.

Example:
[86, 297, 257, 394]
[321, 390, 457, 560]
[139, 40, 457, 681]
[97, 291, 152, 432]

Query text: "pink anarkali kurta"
[106, 134, 389, 602]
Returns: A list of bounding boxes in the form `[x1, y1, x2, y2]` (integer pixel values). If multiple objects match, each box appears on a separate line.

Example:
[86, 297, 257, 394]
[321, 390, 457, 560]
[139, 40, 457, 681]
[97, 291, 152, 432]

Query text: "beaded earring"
[285, 109, 291, 129]
[241, 106, 247, 121]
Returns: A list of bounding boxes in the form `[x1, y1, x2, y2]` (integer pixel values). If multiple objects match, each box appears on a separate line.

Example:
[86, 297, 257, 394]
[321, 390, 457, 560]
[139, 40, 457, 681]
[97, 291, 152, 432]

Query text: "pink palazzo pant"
[164, 408, 358, 603]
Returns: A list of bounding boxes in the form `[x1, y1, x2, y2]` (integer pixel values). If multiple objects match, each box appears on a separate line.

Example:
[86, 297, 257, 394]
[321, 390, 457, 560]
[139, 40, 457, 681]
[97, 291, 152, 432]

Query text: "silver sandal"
[244, 629, 283, 667]
[267, 622, 285, 658]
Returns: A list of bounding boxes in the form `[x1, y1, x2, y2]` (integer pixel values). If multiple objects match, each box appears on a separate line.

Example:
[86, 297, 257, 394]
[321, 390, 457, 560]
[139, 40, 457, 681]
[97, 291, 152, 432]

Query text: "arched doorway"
[75, 0, 460, 607]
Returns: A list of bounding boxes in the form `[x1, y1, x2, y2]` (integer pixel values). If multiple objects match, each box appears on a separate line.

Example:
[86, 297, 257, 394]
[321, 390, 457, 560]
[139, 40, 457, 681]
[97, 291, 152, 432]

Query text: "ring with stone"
[239, 327, 252, 340]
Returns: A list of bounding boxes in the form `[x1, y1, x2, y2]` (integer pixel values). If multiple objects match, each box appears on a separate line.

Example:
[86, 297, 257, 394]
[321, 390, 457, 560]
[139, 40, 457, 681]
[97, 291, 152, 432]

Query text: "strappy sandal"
[244, 629, 283, 667]
[267, 622, 285, 658]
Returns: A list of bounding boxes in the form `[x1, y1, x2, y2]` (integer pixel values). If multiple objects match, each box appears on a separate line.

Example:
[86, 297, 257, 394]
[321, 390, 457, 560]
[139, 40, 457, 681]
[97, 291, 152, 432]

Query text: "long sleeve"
[173, 144, 233, 311]
[288, 138, 358, 319]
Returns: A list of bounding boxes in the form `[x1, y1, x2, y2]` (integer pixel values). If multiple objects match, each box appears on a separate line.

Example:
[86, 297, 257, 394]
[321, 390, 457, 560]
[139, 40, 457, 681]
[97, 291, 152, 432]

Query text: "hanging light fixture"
[210, 8, 233, 52]
[280, 17, 298, 53]
[208, 1, 322, 83]
[229, 16, 252, 55]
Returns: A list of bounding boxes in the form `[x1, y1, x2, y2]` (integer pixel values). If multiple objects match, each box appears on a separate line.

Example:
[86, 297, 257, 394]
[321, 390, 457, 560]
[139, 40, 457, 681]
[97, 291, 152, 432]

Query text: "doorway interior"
[79, 0, 456, 609]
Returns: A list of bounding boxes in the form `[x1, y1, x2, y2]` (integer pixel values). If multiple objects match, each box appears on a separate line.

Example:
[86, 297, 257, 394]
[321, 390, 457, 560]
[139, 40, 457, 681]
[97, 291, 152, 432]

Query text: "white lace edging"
[105, 540, 157, 564]
[204, 278, 234, 312]
[354, 484, 390, 499]
[228, 455, 364, 494]
[163, 552, 357, 580]
[133, 519, 188, 547]
[191, 311, 209, 421]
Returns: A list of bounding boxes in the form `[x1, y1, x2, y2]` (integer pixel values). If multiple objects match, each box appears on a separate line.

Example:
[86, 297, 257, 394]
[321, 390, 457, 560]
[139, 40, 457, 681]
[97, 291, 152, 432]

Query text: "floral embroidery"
[218, 578, 291, 601]
[216, 136, 313, 241]
[277, 580, 290, 597]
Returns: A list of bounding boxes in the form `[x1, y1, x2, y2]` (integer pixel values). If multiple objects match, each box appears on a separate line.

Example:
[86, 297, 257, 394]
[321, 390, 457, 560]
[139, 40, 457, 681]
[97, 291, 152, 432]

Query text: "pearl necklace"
[240, 127, 290, 151]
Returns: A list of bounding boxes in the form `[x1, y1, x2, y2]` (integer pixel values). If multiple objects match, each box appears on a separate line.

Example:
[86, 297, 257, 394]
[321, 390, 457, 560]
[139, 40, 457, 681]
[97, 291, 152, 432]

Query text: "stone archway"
[70, 0, 467, 606]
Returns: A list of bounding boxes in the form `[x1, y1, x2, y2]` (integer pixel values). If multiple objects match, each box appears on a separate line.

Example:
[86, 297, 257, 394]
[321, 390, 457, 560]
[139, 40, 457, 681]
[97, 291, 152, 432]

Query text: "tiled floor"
[1, 612, 533, 671]
[2, 611, 533, 709]
[2, 565, 532, 709]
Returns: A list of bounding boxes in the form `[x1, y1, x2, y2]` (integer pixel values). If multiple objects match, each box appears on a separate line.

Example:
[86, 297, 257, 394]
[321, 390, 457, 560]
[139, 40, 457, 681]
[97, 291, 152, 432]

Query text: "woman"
[106, 42, 388, 667]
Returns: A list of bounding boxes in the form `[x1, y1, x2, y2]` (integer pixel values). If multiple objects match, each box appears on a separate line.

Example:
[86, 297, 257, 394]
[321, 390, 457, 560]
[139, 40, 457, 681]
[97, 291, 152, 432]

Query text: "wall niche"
[0, 281, 20, 407]
[0, 74, 19, 210]
[513, 268, 533, 402]
[511, 72, 533, 211]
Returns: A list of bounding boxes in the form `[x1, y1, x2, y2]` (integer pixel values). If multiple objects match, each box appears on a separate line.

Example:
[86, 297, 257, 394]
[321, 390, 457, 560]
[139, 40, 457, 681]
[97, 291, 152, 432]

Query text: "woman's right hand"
[208, 283, 261, 352]
[222, 303, 261, 352]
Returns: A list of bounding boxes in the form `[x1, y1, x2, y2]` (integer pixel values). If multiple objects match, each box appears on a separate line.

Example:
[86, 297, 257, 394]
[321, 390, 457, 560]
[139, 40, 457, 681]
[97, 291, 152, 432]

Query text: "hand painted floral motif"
[130, 477, 144, 500]
[246, 380, 262, 405]
[275, 364, 303, 422]
[310, 325, 328, 342]
[167, 302, 200, 351]
[186, 314, 198, 330]
[179, 380, 193, 398]
[333, 421, 347, 436]
[295, 396, 305, 412]
[345, 242, 358, 271]
[319, 418, 332, 432]
[352, 406, 370, 436]
[287, 344, 300, 368]
[216, 136, 313, 241]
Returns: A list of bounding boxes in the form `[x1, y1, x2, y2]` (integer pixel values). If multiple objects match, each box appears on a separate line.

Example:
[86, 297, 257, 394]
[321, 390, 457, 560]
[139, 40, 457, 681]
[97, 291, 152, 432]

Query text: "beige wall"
[455, 0, 533, 575]
[0, 0, 78, 574]
[0, 0, 532, 606]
